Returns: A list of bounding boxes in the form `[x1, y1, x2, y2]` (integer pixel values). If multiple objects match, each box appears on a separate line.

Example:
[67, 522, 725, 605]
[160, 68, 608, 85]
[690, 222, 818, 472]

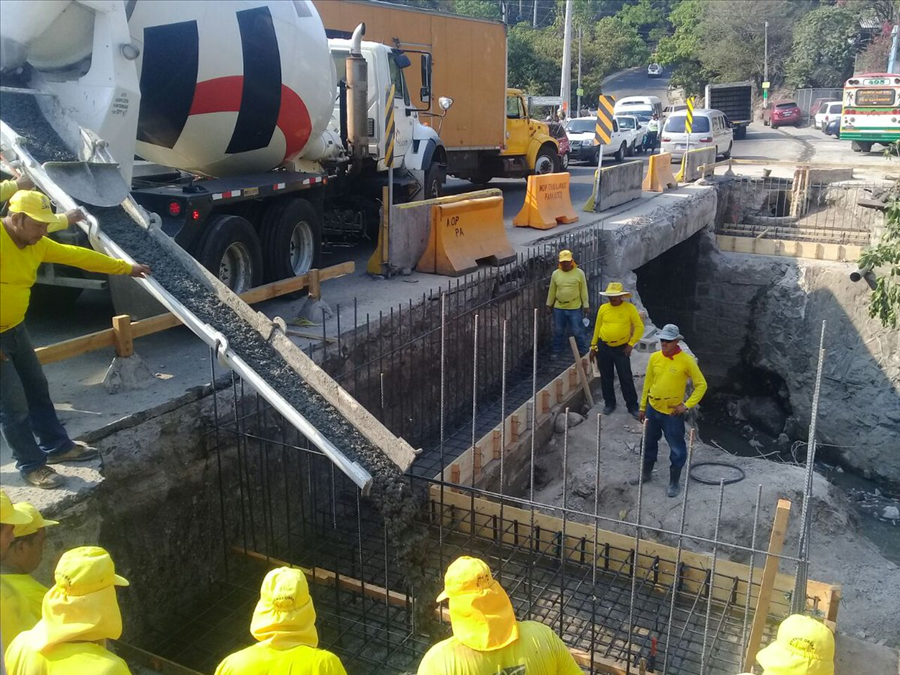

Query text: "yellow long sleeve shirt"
[546, 268, 588, 310]
[1, 573, 47, 654]
[640, 350, 708, 415]
[5, 635, 131, 675]
[1, 180, 18, 203]
[215, 643, 347, 675]
[1, 224, 131, 332]
[590, 302, 644, 348]
[417, 621, 582, 675]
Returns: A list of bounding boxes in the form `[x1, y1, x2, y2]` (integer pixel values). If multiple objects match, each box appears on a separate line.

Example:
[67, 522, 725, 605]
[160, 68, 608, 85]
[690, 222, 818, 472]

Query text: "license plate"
[676, 144, 686, 149]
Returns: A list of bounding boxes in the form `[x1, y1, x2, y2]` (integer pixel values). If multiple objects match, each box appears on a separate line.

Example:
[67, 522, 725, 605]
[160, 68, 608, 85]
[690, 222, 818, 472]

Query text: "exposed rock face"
[688, 230, 900, 485]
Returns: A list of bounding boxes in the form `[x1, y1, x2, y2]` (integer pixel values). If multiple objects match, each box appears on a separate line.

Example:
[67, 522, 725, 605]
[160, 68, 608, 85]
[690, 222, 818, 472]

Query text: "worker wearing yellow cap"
[1, 503, 59, 653]
[755, 614, 835, 675]
[1, 491, 32, 675]
[215, 566, 346, 675]
[1, 190, 152, 489]
[546, 249, 590, 355]
[417, 556, 582, 674]
[5, 545, 131, 675]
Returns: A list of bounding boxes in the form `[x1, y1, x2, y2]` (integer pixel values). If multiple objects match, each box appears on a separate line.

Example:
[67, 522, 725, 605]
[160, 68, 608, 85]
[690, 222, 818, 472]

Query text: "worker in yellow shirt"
[590, 282, 644, 419]
[1, 175, 34, 203]
[417, 556, 582, 675]
[215, 566, 346, 675]
[5, 546, 132, 675]
[0, 191, 151, 489]
[1, 503, 59, 654]
[1, 492, 33, 675]
[545, 249, 589, 355]
[638, 324, 707, 497]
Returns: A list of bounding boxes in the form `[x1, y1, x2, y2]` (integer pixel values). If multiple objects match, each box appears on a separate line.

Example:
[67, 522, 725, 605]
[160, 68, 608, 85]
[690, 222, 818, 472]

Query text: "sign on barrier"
[418, 196, 516, 276]
[684, 96, 695, 134]
[384, 84, 395, 166]
[594, 95, 616, 145]
[642, 152, 679, 193]
[513, 172, 579, 230]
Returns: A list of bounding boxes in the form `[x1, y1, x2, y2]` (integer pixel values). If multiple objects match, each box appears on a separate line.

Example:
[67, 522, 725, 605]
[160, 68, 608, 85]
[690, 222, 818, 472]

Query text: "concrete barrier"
[582, 160, 643, 212]
[675, 147, 716, 183]
[642, 152, 678, 193]
[417, 195, 516, 276]
[368, 189, 501, 276]
[513, 172, 579, 229]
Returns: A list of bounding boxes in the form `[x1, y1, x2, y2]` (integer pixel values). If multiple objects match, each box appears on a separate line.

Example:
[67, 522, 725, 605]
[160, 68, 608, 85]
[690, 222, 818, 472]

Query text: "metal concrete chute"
[0, 120, 414, 494]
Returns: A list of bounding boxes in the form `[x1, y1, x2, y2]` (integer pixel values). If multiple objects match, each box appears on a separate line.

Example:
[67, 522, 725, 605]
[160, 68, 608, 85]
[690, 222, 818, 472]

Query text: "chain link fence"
[794, 88, 844, 124]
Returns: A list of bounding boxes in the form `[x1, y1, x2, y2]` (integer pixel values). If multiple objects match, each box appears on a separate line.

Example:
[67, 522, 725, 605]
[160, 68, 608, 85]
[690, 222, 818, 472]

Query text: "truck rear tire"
[197, 214, 263, 294]
[534, 146, 557, 175]
[260, 198, 321, 283]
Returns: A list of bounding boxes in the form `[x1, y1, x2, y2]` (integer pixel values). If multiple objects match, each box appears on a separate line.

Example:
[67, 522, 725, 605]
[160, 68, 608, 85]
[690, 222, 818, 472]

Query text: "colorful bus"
[841, 73, 900, 152]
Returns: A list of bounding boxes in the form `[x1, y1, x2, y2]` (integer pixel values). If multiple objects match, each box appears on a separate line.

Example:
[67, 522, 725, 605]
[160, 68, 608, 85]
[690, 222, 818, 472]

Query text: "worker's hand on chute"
[65, 208, 86, 225]
[15, 176, 34, 191]
[130, 264, 151, 278]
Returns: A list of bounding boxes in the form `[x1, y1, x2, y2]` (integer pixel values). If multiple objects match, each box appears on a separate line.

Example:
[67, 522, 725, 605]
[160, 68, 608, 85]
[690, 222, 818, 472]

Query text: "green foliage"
[786, 5, 861, 88]
[858, 195, 900, 329]
[453, 0, 502, 20]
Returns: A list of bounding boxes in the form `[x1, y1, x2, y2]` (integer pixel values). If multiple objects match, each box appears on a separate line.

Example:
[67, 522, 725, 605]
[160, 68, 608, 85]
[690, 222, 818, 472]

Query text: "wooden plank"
[112, 314, 134, 358]
[714, 235, 861, 262]
[569, 337, 594, 408]
[743, 499, 792, 671]
[35, 261, 354, 365]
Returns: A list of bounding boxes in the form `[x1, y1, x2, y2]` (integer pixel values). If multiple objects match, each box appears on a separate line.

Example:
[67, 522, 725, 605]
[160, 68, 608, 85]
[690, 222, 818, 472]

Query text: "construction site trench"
[12, 174, 900, 674]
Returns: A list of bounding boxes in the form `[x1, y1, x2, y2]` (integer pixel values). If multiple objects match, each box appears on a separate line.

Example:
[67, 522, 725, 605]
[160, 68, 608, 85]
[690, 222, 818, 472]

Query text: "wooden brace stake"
[112, 314, 134, 358]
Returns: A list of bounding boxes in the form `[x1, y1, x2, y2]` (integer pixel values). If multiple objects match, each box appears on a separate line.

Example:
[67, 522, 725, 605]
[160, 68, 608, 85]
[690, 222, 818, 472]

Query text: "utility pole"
[559, 0, 573, 118]
[763, 20, 769, 109]
[533, 0, 538, 28]
[889, 24, 900, 74]
[577, 27, 582, 116]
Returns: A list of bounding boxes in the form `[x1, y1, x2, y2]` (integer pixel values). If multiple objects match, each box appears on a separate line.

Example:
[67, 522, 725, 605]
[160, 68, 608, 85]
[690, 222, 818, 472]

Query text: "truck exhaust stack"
[347, 23, 369, 174]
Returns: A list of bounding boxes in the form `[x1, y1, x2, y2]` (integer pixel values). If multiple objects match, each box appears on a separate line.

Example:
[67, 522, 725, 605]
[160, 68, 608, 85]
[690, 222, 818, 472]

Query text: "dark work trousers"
[0, 324, 75, 475]
[597, 342, 638, 410]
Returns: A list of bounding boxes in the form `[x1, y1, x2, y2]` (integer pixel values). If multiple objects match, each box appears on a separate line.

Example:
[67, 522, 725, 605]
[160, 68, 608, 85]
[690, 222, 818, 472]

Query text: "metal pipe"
[0, 122, 375, 494]
[346, 23, 369, 173]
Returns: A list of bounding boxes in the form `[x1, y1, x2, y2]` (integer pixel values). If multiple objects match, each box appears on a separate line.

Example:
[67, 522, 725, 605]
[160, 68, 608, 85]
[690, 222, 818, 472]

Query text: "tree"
[858, 194, 900, 328]
[454, 0, 503, 20]
[786, 5, 861, 88]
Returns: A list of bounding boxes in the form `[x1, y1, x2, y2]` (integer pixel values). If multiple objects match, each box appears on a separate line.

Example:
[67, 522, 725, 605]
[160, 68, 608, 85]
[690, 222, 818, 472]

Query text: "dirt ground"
[529, 353, 900, 650]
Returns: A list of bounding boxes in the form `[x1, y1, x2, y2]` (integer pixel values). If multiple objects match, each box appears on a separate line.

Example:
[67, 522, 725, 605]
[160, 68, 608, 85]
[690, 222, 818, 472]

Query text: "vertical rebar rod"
[559, 407, 570, 637]
[663, 427, 695, 674]
[627, 419, 648, 673]
[498, 319, 508, 583]
[591, 413, 602, 675]
[701, 479, 726, 675]
[209, 349, 230, 578]
[439, 293, 447, 580]
[740, 485, 764, 657]
[470, 313, 480, 527]
[793, 320, 826, 613]
[528, 307, 539, 619]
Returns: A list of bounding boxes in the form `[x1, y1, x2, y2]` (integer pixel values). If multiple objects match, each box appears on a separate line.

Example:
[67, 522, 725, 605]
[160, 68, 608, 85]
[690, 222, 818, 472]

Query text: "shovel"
[42, 160, 129, 207]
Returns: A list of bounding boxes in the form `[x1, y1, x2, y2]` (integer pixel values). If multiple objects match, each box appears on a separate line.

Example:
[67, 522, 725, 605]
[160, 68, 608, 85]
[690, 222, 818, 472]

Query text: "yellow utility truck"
[315, 0, 559, 184]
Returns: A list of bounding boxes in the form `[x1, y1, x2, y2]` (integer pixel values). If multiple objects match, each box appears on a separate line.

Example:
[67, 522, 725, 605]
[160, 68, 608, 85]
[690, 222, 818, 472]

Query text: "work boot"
[23, 466, 64, 489]
[667, 466, 683, 498]
[602, 403, 616, 415]
[629, 462, 654, 485]
[46, 441, 99, 464]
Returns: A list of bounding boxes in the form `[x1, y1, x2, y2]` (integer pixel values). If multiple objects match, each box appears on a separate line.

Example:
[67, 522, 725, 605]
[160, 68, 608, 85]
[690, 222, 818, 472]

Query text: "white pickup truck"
[565, 117, 631, 163]
[615, 115, 648, 156]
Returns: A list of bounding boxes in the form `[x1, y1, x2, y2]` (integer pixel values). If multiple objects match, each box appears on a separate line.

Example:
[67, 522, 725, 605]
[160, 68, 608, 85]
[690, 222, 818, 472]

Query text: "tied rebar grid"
[149, 225, 829, 674]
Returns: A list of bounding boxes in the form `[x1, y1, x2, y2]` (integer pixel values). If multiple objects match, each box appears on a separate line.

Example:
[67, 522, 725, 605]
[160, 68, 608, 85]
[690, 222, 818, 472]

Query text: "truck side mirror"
[420, 54, 432, 104]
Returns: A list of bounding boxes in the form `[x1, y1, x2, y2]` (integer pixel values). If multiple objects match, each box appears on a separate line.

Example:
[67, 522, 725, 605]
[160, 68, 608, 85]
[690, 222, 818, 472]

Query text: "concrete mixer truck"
[0, 0, 447, 303]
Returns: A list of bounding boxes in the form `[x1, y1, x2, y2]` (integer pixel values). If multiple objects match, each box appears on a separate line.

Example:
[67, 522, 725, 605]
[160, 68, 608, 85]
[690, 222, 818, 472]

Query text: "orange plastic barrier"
[642, 152, 679, 193]
[513, 172, 579, 230]
[417, 196, 516, 276]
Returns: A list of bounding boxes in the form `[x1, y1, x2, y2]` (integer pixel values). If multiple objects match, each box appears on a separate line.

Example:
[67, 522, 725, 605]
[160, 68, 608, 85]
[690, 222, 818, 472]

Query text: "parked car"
[663, 104, 687, 117]
[824, 117, 841, 138]
[660, 108, 733, 160]
[762, 100, 802, 128]
[814, 101, 843, 130]
[565, 116, 630, 163]
[809, 97, 831, 122]
[615, 114, 647, 155]
[647, 63, 662, 78]
[547, 121, 571, 170]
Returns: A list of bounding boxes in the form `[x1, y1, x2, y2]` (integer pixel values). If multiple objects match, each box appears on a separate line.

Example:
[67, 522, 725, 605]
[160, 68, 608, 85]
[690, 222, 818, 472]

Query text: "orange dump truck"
[314, 0, 559, 184]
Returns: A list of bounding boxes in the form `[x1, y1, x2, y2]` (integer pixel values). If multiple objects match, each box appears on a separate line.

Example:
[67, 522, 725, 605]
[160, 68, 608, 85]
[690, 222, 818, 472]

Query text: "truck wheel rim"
[535, 155, 554, 174]
[220, 242, 253, 293]
[290, 221, 315, 275]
